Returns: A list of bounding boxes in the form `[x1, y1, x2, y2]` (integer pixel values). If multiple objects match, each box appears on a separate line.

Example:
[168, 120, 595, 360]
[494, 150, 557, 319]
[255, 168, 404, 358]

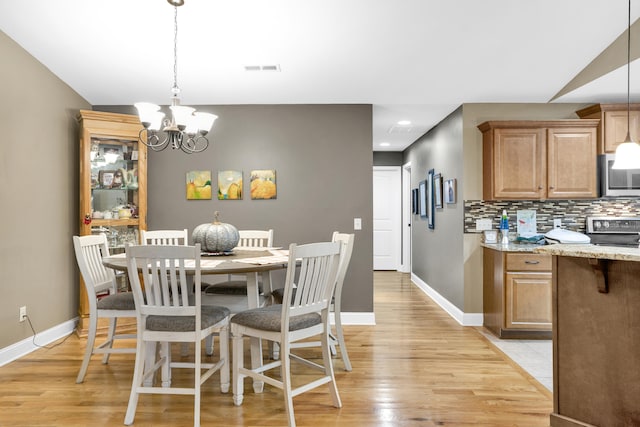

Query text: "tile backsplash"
[464, 198, 640, 233]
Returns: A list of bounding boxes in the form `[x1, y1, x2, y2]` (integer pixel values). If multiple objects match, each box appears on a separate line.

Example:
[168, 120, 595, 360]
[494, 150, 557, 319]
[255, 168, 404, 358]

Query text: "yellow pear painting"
[218, 170, 243, 200]
[186, 170, 212, 200]
[250, 169, 277, 200]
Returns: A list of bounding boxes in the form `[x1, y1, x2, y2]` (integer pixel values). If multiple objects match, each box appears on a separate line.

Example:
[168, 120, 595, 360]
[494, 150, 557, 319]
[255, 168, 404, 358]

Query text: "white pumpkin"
[192, 211, 239, 253]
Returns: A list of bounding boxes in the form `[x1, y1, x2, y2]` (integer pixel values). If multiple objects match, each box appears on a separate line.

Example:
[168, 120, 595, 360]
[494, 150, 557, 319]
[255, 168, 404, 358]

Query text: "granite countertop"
[481, 242, 546, 253]
[534, 243, 640, 261]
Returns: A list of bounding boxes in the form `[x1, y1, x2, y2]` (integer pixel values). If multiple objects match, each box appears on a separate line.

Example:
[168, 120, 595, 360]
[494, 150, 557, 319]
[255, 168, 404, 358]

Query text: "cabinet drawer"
[506, 253, 551, 271]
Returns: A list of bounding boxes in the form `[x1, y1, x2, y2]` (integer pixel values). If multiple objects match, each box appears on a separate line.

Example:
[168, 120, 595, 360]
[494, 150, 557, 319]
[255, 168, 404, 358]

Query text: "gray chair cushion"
[97, 292, 136, 310]
[146, 305, 230, 332]
[204, 280, 263, 295]
[231, 304, 321, 332]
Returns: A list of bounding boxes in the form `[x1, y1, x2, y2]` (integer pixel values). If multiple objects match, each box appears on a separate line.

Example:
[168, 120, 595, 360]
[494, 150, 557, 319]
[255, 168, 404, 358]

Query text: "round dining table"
[103, 248, 289, 310]
[102, 247, 290, 393]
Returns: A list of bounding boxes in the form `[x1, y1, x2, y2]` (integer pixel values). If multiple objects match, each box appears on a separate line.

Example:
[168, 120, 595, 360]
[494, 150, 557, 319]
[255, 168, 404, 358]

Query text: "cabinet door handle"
[549, 186, 555, 189]
[538, 185, 543, 190]
[525, 260, 540, 264]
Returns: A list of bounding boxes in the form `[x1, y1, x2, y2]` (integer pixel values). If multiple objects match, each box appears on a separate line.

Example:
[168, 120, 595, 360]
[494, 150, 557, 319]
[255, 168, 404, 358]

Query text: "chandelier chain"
[628, 0, 631, 134]
[173, 5, 179, 94]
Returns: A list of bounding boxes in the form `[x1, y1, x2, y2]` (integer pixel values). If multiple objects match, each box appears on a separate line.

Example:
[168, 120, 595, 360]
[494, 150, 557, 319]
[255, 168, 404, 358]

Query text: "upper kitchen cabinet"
[576, 103, 640, 154]
[479, 120, 599, 200]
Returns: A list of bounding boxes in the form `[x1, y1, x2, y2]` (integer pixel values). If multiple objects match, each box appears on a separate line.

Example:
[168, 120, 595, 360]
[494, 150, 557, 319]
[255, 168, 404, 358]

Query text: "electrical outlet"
[19, 306, 27, 322]
[553, 219, 562, 229]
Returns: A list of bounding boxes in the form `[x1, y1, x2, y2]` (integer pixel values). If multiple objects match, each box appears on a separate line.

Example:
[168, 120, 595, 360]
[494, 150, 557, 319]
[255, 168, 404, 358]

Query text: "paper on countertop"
[516, 210, 537, 235]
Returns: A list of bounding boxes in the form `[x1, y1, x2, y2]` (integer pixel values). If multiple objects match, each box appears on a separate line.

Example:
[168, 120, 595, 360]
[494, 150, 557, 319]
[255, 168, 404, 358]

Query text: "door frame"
[400, 162, 411, 273]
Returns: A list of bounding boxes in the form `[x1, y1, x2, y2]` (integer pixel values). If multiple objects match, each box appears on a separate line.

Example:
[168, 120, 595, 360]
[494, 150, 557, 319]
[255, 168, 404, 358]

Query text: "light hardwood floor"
[0, 272, 552, 426]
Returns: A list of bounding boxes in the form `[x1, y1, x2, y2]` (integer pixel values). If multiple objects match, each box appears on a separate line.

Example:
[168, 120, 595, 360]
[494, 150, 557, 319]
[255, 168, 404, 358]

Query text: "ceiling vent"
[244, 64, 281, 72]
[387, 125, 414, 134]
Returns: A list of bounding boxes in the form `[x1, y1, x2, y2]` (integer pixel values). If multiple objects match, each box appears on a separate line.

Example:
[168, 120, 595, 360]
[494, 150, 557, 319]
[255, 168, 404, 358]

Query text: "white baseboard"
[411, 273, 483, 326]
[0, 318, 78, 367]
[0, 311, 375, 367]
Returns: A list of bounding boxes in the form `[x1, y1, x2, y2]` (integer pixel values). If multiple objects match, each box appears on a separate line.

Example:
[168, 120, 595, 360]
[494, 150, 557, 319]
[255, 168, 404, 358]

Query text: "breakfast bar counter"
[533, 244, 640, 427]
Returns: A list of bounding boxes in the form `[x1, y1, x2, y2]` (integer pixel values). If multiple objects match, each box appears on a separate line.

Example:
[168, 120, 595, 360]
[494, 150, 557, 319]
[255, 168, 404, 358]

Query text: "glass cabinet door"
[89, 137, 141, 250]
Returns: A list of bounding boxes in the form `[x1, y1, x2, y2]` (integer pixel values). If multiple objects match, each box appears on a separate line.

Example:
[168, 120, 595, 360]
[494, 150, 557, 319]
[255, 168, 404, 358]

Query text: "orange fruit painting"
[250, 170, 277, 200]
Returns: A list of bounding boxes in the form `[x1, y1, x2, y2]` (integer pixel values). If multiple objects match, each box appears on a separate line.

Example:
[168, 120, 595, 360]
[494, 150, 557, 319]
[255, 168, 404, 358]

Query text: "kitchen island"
[534, 244, 640, 427]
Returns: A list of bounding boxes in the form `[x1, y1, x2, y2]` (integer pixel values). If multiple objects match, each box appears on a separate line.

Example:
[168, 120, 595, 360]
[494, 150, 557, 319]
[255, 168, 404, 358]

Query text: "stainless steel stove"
[586, 216, 640, 247]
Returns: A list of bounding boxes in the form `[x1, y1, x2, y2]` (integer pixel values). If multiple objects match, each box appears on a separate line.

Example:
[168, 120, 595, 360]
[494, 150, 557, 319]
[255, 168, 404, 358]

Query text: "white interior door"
[373, 166, 401, 270]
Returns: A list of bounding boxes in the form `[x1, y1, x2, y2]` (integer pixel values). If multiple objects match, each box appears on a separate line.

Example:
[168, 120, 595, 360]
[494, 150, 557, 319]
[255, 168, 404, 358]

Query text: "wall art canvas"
[218, 170, 243, 200]
[186, 170, 212, 200]
[434, 173, 443, 208]
[444, 178, 457, 204]
[250, 169, 277, 200]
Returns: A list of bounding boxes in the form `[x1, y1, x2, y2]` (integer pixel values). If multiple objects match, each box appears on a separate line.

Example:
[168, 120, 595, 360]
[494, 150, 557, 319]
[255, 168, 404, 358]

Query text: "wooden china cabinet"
[76, 110, 147, 336]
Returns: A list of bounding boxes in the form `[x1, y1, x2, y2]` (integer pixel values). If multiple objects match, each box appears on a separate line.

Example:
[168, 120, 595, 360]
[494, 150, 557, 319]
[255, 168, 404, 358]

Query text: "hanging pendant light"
[135, 0, 217, 154]
[613, 0, 640, 169]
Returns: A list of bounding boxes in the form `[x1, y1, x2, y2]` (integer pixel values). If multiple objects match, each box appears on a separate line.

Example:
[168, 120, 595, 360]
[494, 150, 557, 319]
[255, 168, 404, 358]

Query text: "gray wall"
[0, 30, 91, 348]
[404, 108, 466, 309]
[94, 104, 375, 313]
[373, 151, 403, 166]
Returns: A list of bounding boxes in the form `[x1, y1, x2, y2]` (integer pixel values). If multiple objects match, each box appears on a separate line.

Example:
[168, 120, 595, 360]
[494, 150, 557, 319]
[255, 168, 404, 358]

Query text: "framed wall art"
[412, 188, 419, 214]
[419, 181, 427, 218]
[427, 169, 435, 229]
[434, 173, 443, 208]
[186, 170, 212, 200]
[218, 170, 243, 200]
[250, 169, 277, 200]
[444, 178, 457, 204]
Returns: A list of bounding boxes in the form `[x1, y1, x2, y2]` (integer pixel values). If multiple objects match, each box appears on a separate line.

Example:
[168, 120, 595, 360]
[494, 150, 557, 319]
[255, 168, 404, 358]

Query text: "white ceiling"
[1, 0, 640, 151]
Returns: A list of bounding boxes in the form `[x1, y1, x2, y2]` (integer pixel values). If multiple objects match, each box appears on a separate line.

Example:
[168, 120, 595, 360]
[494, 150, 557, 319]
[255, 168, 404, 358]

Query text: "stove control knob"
[594, 221, 601, 229]
[604, 221, 610, 228]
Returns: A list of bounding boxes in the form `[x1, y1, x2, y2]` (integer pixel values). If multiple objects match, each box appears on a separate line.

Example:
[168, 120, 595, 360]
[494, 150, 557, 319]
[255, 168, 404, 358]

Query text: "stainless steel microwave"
[599, 153, 640, 197]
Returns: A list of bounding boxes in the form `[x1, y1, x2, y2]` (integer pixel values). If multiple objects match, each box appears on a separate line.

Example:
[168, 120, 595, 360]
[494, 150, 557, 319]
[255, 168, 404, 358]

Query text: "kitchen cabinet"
[77, 110, 147, 336]
[576, 103, 640, 154]
[483, 247, 552, 339]
[479, 120, 599, 200]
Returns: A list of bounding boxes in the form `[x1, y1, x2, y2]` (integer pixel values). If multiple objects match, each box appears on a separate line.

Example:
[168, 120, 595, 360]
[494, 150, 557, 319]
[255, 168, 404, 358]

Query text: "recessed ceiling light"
[380, 142, 391, 147]
[397, 120, 411, 126]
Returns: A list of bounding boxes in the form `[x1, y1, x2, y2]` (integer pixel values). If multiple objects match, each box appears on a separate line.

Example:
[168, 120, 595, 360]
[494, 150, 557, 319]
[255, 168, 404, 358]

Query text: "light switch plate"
[354, 218, 362, 230]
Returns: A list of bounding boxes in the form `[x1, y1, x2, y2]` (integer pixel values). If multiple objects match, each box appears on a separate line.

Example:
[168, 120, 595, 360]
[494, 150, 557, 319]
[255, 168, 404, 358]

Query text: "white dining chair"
[204, 229, 274, 299]
[231, 241, 342, 427]
[124, 243, 230, 427]
[72, 234, 136, 383]
[140, 228, 189, 246]
[141, 229, 215, 356]
[271, 232, 355, 370]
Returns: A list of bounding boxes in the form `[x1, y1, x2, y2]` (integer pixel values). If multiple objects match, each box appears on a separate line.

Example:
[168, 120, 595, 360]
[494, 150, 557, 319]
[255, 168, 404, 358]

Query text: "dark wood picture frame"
[434, 173, 443, 208]
[427, 169, 435, 229]
[419, 181, 427, 218]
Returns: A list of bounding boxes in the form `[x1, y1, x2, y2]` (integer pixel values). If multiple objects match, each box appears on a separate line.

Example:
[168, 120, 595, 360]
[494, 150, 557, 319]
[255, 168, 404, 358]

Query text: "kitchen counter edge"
[533, 243, 640, 261]
[481, 242, 546, 253]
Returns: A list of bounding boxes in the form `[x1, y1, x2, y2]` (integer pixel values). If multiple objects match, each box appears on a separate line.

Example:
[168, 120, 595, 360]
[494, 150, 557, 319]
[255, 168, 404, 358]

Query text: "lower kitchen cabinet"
[483, 247, 552, 339]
